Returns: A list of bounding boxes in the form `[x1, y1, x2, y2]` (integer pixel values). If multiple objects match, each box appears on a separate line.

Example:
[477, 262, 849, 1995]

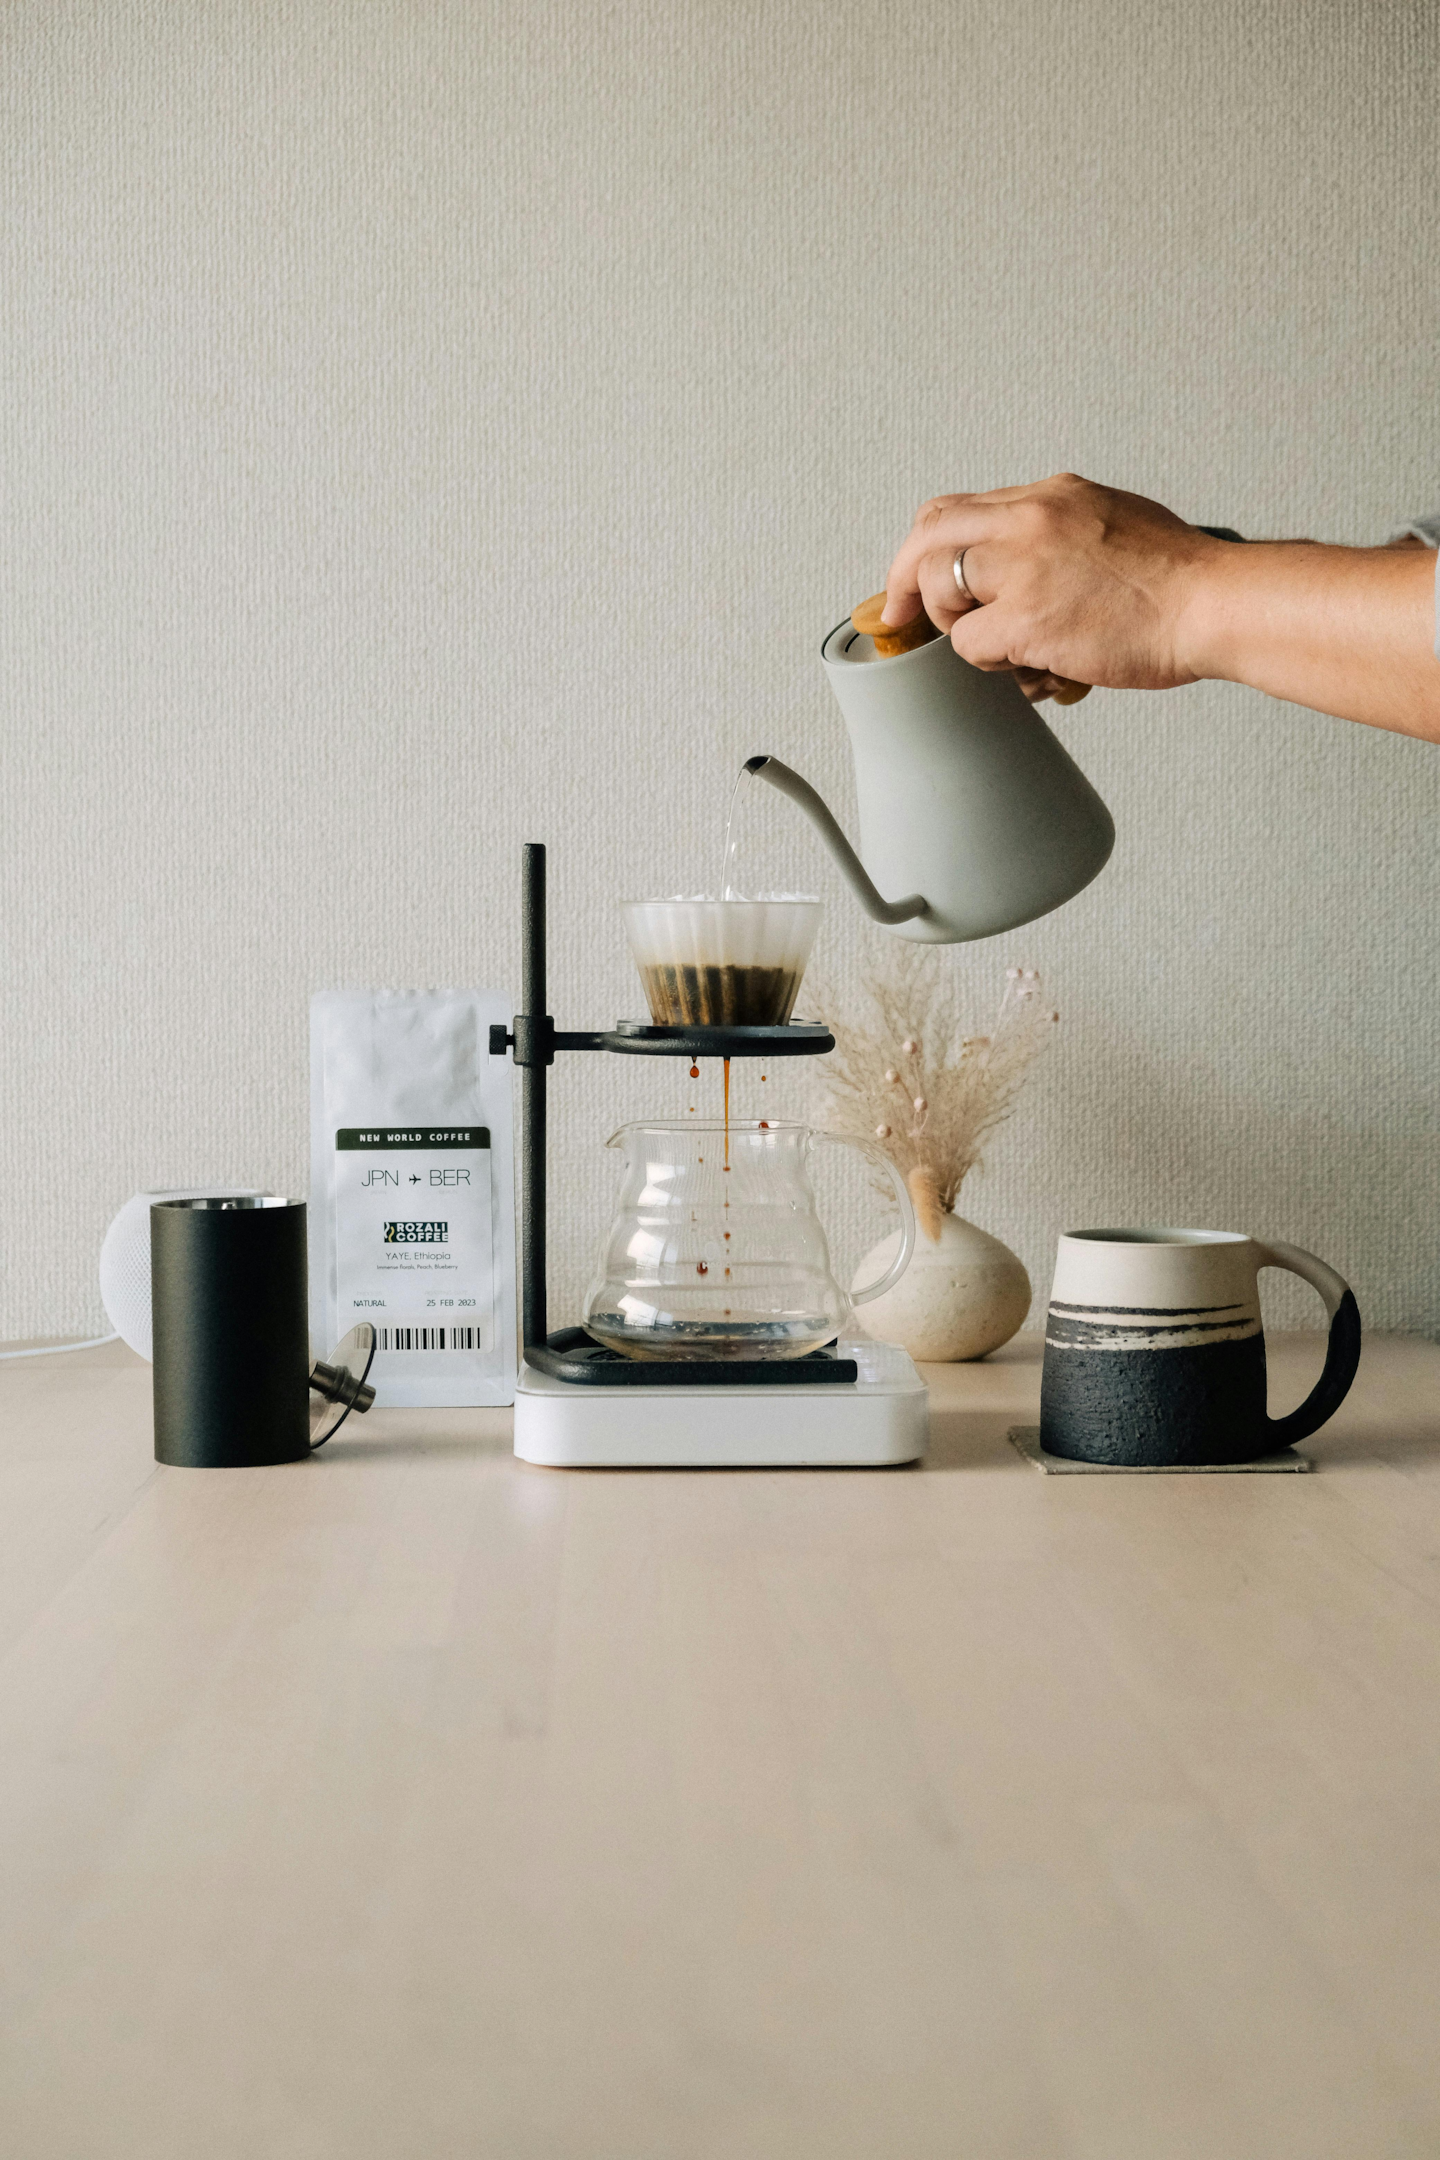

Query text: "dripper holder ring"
[489, 844, 852, 1389]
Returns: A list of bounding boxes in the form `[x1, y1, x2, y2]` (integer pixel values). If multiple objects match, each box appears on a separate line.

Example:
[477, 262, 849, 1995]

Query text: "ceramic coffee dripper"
[624, 899, 820, 1027]
[1039, 1228, 1362, 1466]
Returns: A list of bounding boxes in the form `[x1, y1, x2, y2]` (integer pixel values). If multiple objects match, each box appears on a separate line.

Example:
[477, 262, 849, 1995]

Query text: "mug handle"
[811, 1136, 917, 1306]
[1253, 1242, 1362, 1446]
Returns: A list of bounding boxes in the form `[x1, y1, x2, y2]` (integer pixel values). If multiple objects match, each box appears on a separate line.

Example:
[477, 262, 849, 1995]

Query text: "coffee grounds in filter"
[639, 963, 802, 1028]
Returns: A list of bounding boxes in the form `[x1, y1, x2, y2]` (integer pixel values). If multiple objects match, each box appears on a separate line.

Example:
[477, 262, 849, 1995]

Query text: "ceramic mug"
[1040, 1228, 1362, 1466]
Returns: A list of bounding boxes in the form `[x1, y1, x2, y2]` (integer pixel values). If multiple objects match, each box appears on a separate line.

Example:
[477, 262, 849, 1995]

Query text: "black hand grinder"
[150, 1196, 375, 1467]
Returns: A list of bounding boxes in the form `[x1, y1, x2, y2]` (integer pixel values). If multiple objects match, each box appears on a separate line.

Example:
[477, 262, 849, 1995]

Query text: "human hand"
[883, 473, 1221, 697]
[1010, 665, 1093, 706]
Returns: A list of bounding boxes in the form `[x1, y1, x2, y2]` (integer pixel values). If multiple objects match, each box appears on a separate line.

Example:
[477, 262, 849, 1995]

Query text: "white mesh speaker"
[99, 1188, 265, 1360]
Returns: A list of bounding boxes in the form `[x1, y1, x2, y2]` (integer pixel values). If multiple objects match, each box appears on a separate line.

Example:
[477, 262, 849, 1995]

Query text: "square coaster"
[1007, 1427, 1312, 1474]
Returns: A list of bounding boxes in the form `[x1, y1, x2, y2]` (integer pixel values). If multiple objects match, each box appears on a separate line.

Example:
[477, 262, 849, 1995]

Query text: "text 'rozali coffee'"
[639, 963, 803, 1028]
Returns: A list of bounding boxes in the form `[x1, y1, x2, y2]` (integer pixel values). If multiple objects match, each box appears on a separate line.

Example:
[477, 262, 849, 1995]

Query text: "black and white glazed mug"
[1040, 1229, 1362, 1466]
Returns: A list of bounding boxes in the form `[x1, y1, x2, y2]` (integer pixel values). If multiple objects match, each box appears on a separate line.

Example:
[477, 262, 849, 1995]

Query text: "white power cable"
[0, 1333, 120, 1362]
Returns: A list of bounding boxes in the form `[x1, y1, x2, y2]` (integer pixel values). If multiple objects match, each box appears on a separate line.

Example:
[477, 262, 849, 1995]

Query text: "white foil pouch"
[310, 990, 516, 1406]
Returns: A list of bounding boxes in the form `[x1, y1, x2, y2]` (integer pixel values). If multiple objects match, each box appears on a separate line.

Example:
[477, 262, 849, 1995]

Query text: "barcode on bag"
[376, 1324, 486, 1352]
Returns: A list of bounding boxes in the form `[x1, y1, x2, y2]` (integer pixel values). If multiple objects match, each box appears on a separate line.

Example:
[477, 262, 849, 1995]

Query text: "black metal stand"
[489, 844, 856, 1388]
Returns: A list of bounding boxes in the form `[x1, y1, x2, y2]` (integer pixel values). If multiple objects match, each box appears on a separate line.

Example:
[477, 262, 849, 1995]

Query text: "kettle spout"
[744, 756, 928, 927]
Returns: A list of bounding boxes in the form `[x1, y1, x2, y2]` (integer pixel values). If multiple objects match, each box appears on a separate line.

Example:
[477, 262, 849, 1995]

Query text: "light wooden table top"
[0, 1331, 1437, 2159]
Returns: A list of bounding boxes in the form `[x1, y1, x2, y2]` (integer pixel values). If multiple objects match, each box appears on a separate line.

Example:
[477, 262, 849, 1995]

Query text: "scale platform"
[514, 1337, 928, 1468]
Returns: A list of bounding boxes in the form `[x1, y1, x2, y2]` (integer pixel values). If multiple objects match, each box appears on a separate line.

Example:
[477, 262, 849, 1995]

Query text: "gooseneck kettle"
[748, 599, 1115, 944]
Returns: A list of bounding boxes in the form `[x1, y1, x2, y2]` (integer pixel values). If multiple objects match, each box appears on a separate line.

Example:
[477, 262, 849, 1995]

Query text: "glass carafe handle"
[811, 1135, 917, 1306]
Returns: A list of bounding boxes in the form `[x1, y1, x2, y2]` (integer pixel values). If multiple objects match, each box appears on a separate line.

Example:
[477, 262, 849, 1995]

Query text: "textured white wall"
[3, 0, 1438, 1343]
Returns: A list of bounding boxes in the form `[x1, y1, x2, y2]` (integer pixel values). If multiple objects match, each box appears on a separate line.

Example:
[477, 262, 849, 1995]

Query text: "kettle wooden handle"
[852, 590, 1092, 703]
[850, 592, 940, 658]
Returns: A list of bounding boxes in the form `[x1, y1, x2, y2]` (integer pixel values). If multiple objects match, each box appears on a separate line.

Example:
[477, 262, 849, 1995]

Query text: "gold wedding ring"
[952, 548, 975, 601]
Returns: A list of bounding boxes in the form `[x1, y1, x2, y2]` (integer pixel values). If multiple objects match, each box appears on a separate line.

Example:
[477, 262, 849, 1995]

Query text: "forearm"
[1178, 541, 1440, 742]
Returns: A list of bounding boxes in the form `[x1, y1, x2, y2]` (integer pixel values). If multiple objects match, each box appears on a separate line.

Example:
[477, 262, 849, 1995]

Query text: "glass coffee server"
[582, 1121, 914, 1362]
[490, 845, 927, 1468]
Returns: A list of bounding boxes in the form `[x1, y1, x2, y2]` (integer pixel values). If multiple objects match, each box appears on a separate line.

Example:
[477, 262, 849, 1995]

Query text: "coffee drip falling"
[629, 770, 799, 1319]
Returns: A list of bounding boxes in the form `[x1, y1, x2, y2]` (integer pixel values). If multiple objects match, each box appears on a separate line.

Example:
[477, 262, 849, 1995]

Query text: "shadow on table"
[1303, 1420, 1440, 1471]
[923, 1407, 1029, 1473]
[320, 1416, 514, 1463]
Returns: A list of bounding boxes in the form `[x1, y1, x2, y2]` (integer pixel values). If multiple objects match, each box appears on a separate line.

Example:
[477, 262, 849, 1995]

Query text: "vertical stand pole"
[520, 843, 548, 1349]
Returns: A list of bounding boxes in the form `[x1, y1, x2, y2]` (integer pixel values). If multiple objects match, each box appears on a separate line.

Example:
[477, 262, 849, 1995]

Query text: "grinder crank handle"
[743, 756, 929, 927]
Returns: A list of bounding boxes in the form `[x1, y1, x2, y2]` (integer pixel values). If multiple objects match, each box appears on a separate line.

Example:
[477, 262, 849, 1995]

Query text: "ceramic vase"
[852, 1212, 1031, 1362]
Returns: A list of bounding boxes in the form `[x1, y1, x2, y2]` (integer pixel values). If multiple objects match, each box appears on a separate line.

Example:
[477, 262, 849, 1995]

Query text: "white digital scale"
[490, 844, 929, 1471]
[514, 1335, 927, 1468]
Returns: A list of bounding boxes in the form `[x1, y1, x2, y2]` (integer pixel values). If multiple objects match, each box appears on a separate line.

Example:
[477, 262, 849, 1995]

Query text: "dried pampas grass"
[807, 946, 1057, 1232]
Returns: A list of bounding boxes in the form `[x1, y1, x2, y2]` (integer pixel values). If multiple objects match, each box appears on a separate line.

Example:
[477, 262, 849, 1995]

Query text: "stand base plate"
[514, 1340, 927, 1467]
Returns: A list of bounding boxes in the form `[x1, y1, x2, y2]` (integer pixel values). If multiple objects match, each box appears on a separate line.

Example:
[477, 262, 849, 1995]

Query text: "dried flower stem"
[907, 1165, 945, 1241]
[808, 947, 1058, 1227]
